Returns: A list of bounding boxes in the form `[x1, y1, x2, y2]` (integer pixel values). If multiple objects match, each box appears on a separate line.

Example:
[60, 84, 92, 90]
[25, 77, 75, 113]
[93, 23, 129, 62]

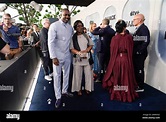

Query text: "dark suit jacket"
[133, 23, 150, 56]
[31, 31, 40, 45]
[31, 31, 43, 57]
[92, 25, 115, 53]
[40, 27, 48, 52]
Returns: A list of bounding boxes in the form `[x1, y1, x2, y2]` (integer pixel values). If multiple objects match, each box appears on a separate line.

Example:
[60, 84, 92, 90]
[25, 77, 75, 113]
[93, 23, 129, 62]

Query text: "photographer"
[0, 13, 22, 58]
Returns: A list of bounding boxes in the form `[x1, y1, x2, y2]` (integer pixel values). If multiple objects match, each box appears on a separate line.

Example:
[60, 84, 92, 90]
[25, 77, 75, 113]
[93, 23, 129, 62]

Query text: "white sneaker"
[44, 75, 52, 81]
[49, 73, 53, 77]
[95, 79, 101, 82]
[135, 88, 144, 92]
[136, 89, 144, 92]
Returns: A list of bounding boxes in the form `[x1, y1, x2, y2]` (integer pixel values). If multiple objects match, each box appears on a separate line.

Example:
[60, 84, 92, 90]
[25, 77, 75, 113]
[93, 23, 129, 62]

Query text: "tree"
[43, 4, 80, 19]
[6, 3, 42, 26]
[6, 3, 81, 27]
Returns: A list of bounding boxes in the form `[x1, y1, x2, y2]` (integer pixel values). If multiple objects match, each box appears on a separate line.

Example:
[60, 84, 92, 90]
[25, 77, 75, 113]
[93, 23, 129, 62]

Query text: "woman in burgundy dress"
[102, 20, 139, 102]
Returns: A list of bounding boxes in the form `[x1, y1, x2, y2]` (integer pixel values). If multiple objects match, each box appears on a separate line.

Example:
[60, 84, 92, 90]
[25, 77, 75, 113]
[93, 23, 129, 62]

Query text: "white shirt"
[70, 34, 94, 66]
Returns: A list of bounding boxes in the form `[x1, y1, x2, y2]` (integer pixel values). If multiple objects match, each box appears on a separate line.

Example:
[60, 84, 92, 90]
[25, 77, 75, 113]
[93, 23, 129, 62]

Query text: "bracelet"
[77, 51, 80, 55]
[86, 49, 89, 52]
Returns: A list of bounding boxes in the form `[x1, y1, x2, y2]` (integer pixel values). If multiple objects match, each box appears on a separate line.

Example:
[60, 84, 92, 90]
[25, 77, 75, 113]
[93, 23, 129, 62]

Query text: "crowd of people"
[0, 9, 150, 109]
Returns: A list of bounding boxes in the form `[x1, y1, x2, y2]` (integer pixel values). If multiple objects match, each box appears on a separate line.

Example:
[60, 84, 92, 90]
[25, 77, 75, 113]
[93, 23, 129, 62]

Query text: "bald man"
[48, 8, 74, 108]
[132, 14, 150, 92]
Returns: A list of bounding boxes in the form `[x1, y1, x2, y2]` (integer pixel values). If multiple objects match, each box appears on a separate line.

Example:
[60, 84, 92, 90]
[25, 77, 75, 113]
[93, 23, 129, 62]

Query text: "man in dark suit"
[92, 18, 115, 82]
[132, 14, 150, 92]
[40, 18, 53, 81]
[31, 24, 43, 58]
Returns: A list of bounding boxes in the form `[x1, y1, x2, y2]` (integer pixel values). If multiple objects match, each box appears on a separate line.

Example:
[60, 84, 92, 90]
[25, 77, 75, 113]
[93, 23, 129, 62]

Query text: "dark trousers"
[41, 52, 53, 75]
[97, 52, 110, 81]
[36, 47, 43, 58]
[133, 54, 147, 89]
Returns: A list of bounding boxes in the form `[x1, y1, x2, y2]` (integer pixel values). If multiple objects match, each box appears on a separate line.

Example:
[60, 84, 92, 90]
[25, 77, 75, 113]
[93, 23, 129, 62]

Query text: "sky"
[0, 3, 85, 24]
[0, 4, 19, 22]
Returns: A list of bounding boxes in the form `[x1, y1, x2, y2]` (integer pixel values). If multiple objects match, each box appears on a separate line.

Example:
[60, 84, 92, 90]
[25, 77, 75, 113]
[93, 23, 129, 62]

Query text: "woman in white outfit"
[70, 20, 94, 96]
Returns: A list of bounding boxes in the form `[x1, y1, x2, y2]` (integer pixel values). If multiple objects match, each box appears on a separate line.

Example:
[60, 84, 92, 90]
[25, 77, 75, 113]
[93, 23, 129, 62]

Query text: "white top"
[70, 34, 93, 66]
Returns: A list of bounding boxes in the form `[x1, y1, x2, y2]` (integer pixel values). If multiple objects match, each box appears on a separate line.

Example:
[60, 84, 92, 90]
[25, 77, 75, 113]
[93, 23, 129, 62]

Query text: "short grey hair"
[41, 18, 50, 25]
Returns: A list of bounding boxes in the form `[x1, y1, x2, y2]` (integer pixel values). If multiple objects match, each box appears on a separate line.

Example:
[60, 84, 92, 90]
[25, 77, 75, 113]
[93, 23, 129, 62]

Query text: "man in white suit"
[48, 8, 74, 108]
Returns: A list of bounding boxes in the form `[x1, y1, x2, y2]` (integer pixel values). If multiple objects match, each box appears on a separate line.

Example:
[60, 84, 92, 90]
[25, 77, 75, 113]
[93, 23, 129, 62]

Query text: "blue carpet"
[29, 66, 166, 111]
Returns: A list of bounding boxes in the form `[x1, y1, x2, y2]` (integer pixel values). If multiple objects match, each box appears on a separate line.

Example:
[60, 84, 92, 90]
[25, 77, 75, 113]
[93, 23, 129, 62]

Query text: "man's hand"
[33, 41, 40, 47]
[53, 58, 59, 66]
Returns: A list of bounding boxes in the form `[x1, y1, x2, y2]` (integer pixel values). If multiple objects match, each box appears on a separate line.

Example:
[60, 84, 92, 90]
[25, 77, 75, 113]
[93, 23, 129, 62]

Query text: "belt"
[80, 57, 87, 59]
[119, 53, 127, 57]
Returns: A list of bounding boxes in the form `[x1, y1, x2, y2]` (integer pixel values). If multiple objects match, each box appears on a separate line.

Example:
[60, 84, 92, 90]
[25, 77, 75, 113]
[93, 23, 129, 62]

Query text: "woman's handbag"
[88, 51, 94, 65]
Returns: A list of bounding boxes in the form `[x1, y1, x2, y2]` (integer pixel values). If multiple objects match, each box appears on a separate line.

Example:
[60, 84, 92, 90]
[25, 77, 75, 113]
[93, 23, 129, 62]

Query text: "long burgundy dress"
[102, 33, 139, 102]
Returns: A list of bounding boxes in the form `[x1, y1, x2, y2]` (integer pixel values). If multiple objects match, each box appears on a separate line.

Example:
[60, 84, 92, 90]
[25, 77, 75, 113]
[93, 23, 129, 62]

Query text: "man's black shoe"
[62, 92, 73, 97]
[55, 99, 61, 108]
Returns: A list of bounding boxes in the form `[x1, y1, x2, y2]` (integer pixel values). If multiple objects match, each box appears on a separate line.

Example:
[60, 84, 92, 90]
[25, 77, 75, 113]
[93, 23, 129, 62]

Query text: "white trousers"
[53, 58, 71, 100]
[71, 64, 94, 92]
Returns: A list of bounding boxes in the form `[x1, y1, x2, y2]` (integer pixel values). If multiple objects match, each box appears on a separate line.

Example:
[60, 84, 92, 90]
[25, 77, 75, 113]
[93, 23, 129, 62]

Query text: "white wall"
[71, 0, 166, 94]
[71, 0, 127, 29]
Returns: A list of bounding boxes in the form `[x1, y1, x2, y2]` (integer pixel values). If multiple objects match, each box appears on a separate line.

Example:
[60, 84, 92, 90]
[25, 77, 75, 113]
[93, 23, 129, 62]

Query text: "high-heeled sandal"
[86, 90, 90, 94]
[78, 90, 82, 96]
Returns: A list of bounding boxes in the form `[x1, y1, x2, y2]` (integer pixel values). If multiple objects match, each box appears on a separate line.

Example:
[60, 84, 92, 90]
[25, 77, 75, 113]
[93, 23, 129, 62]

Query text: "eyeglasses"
[4, 18, 11, 20]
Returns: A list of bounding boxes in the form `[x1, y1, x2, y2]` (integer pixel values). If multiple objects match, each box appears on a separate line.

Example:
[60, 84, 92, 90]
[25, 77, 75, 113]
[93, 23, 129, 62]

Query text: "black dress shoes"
[62, 92, 73, 97]
[55, 99, 61, 108]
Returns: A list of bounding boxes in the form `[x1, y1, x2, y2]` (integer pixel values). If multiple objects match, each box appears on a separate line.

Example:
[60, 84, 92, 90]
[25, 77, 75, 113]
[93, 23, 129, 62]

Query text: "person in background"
[92, 18, 115, 82]
[70, 20, 94, 96]
[132, 14, 150, 92]
[0, 24, 9, 42]
[102, 20, 139, 102]
[83, 27, 87, 33]
[87, 22, 100, 81]
[48, 8, 74, 109]
[0, 36, 13, 60]
[0, 38, 10, 54]
[40, 18, 53, 81]
[31, 24, 43, 58]
[0, 13, 22, 58]
[26, 28, 34, 45]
